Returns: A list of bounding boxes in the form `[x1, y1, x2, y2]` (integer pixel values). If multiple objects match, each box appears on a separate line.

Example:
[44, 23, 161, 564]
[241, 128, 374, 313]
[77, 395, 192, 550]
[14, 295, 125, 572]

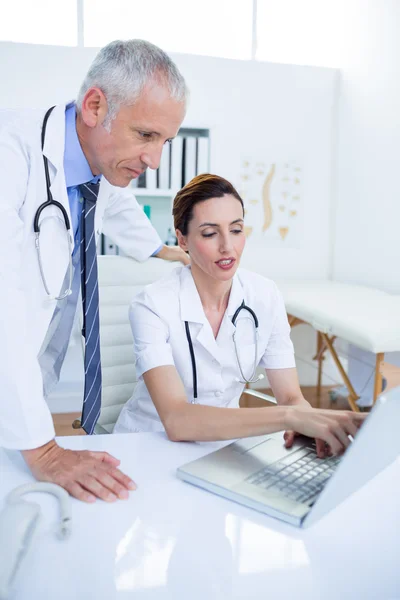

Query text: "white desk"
[1, 433, 399, 600]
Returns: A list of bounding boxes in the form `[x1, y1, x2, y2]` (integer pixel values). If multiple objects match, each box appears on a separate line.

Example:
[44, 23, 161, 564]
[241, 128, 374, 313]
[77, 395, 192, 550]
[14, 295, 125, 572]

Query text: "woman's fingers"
[315, 438, 327, 458]
[333, 422, 353, 453]
[286, 407, 369, 457]
[344, 419, 359, 440]
[284, 430, 296, 448]
[320, 428, 343, 455]
[333, 412, 367, 452]
[321, 412, 368, 454]
[354, 412, 368, 428]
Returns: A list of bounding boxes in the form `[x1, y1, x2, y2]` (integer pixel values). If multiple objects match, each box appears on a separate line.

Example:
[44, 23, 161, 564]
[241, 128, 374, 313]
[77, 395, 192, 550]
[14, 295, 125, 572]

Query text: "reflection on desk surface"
[0, 432, 399, 600]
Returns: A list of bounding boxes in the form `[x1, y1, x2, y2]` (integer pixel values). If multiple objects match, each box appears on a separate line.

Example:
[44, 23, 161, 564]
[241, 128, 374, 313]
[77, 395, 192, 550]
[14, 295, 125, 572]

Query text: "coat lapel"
[219, 272, 245, 341]
[179, 267, 223, 364]
[95, 178, 112, 236]
[41, 103, 75, 254]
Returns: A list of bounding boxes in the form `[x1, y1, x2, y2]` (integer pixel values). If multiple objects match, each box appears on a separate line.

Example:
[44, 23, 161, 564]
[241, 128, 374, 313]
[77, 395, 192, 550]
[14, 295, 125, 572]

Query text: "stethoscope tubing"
[185, 301, 259, 400]
[35, 106, 73, 300]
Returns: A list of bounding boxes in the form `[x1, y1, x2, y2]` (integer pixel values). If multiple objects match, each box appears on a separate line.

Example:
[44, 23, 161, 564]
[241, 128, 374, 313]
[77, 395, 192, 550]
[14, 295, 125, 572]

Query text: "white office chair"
[93, 255, 178, 434]
[93, 255, 276, 434]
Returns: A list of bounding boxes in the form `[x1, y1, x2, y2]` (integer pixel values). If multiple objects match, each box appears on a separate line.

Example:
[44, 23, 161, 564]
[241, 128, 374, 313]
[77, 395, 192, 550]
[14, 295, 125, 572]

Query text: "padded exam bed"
[276, 280, 400, 411]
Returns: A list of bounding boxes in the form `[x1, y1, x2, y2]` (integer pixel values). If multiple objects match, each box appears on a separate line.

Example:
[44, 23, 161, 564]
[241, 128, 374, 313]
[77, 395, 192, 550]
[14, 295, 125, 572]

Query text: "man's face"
[80, 82, 185, 187]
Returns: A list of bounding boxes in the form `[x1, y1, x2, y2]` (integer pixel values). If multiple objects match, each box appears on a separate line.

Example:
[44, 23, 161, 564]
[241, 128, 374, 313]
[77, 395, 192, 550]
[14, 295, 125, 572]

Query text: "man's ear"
[175, 229, 188, 252]
[80, 87, 108, 128]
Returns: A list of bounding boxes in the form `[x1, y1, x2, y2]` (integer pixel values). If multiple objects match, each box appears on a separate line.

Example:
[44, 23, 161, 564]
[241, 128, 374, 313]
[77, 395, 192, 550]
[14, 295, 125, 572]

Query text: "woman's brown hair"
[172, 174, 244, 235]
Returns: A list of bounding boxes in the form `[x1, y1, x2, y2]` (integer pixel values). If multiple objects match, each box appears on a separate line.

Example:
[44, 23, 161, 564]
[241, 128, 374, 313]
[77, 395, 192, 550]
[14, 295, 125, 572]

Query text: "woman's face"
[177, 194, 246, 282]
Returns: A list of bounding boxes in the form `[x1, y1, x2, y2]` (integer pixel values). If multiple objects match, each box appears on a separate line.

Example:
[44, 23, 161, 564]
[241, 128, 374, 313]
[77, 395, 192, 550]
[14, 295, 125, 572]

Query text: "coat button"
[214, 391, 223, 397]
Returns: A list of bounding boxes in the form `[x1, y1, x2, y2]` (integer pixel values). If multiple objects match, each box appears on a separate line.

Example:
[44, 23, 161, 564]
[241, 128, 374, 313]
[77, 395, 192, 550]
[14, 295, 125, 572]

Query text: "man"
[0, 39, 188, 503]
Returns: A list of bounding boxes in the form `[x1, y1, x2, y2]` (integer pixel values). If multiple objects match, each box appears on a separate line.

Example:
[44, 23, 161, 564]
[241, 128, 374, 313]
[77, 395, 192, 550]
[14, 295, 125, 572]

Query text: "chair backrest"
[95, 255, 179, 433]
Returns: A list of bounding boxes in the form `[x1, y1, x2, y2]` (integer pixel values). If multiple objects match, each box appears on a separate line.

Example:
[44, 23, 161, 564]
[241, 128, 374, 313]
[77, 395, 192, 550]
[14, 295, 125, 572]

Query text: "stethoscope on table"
[34, 106, 73, 301]
[185, 300, 263, 399]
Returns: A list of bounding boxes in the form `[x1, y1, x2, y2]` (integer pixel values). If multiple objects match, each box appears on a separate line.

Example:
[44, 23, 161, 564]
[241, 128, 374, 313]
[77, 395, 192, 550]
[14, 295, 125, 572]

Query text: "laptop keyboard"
[246, 444, 341, 505]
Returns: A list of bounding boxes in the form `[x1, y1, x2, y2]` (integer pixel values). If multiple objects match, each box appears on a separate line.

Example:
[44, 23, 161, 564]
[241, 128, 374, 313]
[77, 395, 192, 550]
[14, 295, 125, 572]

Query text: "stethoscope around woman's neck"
[34, 106, 73, 301]
[184, 300, 264, 400]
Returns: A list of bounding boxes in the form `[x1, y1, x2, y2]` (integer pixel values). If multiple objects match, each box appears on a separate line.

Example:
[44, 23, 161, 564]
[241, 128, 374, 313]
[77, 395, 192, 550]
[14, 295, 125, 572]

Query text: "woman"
[114, 174, 365, 456]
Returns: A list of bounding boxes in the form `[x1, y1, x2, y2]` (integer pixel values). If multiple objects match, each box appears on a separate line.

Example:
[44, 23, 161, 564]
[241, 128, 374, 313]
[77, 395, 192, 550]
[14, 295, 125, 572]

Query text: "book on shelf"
[137, 171, 147, 188]
[130, 130, 209, 195]
[184, 136, 197, 185]
[146, 167, 157, 190]
[197, 136, 209, 175]
[157, 142, 170, 189]
[101, 235, 119, 255]
[171, 136, 183, 191]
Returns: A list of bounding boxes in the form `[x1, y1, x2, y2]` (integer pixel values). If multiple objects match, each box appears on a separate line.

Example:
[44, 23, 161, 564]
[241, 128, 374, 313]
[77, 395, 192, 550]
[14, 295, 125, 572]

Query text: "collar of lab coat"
[41, 101, 75, 252]
[179, 266, 245, 363]
[42, 102, 70, 177]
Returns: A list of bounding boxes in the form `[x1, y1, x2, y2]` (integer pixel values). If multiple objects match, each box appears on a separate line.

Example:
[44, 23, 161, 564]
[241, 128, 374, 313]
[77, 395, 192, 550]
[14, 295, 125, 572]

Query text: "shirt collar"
[64, 102, 101, 187]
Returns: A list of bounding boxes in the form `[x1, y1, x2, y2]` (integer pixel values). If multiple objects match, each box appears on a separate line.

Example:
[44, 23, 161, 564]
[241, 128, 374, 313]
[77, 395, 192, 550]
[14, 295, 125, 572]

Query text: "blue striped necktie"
[79, 182, 102, 434]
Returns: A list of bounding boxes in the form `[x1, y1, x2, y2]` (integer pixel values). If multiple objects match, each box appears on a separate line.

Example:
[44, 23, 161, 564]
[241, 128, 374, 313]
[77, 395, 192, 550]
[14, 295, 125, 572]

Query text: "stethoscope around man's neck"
[184, 300, 263, 400]
[34, 106, 73, 301]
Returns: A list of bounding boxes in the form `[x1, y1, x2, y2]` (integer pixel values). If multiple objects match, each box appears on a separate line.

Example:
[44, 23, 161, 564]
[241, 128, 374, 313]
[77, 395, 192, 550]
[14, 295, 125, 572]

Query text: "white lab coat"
[0, 103, 161, 449]
[114, 266, 296, 434]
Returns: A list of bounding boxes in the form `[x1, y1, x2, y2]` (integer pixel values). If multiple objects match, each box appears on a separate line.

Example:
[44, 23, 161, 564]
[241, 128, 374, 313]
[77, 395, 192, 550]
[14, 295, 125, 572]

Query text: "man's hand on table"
[22, 440, 136, 503]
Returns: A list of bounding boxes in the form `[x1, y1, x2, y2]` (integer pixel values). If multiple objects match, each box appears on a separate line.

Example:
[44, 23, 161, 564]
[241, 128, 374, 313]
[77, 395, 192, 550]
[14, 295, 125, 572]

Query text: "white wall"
[0, 42, 341, 405]
[0, 41, 338, 282]
[333, 0, 400, 294]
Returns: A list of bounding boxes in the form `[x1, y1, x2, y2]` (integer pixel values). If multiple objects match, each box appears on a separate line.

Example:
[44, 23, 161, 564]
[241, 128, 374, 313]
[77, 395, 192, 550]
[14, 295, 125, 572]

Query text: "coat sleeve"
[0, 125, 55, 449]
[129, 291, 175, 378]
[259, 283, 296, 370]
[101, 185, 163, 262]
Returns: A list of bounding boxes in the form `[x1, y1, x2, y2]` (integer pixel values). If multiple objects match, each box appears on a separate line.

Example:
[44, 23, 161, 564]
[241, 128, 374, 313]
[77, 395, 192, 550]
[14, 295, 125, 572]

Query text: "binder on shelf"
[184, 137, 197, 185]
[143, 205, 151, 220]
[157, 143, 170, 189]
[102, 234, 119, 255]
[168, 142, 172, 189]
[137, 171, 147, 188]
[146, 168, 157, 190]
[130, 129, 209, 196]
[197, 137, 209, 175]
[171, 136, 183, 191]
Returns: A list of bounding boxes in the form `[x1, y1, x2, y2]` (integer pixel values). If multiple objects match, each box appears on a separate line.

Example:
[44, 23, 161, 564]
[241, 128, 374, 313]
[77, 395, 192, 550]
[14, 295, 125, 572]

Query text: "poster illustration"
[237, 160, 303, 247]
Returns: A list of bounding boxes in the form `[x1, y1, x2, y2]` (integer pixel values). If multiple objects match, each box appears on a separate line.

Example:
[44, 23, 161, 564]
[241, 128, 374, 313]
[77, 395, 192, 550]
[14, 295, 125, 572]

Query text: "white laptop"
[177, 386, 399, 528]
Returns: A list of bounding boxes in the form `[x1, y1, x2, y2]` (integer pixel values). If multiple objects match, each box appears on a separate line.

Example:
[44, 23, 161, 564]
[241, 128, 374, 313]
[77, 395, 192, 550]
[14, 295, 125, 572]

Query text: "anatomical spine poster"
[237, 159, 303, 248]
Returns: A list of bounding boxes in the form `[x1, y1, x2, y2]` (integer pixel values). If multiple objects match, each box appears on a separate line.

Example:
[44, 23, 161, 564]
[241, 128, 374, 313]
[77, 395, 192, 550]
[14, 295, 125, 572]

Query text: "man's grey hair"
[76, 39, 188, 130]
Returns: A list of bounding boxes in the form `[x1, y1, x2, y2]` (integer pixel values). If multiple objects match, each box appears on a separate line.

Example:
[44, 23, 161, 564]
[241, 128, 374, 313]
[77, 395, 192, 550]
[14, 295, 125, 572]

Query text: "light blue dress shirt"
[64, 103, 100, 253]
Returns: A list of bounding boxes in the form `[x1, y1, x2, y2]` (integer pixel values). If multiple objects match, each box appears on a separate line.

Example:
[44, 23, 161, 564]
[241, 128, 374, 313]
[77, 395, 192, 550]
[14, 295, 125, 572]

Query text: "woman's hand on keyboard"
[282, 401, 330, 458]
[284, 429, 329, 458]
[284, 407, 367, 457]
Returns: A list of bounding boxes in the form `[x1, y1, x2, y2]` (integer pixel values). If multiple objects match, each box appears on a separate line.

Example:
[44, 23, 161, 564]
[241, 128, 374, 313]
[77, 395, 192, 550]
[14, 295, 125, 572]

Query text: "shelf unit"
[133, 189, 172, 198]
[100, 126, 210, 254]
